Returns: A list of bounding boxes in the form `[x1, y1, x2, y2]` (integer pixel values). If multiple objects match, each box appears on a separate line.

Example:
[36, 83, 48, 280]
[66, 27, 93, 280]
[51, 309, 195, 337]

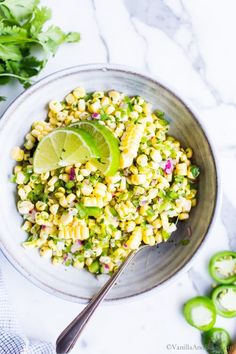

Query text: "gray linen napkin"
[0, 270, 55, 354]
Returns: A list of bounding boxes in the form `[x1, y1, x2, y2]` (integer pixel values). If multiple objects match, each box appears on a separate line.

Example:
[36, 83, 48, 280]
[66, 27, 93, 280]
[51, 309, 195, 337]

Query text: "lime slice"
[70, 121, 120, 176]
[33, 128, 99, 173]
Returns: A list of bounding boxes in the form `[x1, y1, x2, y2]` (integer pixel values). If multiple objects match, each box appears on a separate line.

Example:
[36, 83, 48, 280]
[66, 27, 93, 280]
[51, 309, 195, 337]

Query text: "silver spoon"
[56, 245, 148, 354]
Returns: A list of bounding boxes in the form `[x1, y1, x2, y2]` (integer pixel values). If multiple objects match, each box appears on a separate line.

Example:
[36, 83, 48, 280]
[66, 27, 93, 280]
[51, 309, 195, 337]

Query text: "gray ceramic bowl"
[0, 64, 219, 303]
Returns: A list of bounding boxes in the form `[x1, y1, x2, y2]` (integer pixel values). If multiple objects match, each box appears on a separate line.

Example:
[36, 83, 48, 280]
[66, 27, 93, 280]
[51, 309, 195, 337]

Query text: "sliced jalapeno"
[212, 284, 236, 317]
[202, 327, 231, 354]
[209, 251, 236, 284]
[183, 296, 216, 331]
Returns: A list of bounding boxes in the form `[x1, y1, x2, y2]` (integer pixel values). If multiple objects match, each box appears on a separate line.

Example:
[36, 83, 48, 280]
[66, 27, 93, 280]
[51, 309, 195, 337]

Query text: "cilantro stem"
[0, 73, 31, 82]
[0, 36, 38, 44]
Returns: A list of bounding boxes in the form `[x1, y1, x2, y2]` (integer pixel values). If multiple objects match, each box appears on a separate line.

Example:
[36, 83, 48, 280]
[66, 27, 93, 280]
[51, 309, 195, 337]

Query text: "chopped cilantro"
[190, 165, 200, 178]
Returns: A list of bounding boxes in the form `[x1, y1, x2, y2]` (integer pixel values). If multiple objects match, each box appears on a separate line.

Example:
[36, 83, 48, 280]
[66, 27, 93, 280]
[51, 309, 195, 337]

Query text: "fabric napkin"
[0, 269, 55, 354]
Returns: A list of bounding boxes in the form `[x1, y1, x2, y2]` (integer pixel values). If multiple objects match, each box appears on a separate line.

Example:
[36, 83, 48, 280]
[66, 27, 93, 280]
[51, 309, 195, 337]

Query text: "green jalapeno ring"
[183, 296, 216, 331]
[209, 251, 236, 284]
[202, 327, 231, 354]
[212, 284, 236, 318]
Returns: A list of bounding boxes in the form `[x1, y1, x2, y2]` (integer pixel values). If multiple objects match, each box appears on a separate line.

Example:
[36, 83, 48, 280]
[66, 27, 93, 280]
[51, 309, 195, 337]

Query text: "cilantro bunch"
[0, 0, 80, 101]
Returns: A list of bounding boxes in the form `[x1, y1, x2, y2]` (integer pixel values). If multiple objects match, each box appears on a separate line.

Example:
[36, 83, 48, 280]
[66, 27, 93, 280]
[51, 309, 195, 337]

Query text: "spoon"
[56, 245, 148, 354]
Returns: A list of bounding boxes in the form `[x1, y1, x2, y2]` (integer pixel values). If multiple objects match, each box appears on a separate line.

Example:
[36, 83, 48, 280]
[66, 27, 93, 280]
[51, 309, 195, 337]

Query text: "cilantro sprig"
[0, 0, 80, 101]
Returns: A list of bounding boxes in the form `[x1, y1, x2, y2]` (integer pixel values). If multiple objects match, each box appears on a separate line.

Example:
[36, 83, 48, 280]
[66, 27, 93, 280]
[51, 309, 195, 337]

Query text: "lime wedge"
[70, 121, 120, 176]
[33, 128, 99, 173]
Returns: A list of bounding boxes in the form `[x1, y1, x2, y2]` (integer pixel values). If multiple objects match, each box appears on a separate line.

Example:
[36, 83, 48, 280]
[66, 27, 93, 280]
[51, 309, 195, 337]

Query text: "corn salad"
[11, 89, 200, 274]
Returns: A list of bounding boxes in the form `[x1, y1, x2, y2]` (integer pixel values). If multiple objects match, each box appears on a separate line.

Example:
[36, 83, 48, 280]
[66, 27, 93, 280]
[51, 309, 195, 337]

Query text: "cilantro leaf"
[65, 32, 81, 43]
[0, 0, 39, 23]
[37, 25, 69, 55]
[0, 43, 22, 60]
[0, 0, 80, 101]
[27, 6, 51, 35]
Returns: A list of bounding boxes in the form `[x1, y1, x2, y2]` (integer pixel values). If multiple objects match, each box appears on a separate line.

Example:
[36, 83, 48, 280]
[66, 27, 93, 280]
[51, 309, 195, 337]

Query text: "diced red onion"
[164, 159, 174, 174]
[69, 168, 76, 181]
[29, 208, 36, 221]
[92, 113, 100, 119]
[63, 254, 68, 261]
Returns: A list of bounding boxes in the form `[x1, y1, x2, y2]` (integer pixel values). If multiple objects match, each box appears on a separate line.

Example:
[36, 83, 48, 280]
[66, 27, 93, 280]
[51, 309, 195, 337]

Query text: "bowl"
[0, 64, 219, 303]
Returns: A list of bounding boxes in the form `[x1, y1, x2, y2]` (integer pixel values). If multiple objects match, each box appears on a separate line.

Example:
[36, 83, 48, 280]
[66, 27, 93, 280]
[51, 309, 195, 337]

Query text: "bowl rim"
[0, 63, 221, 304]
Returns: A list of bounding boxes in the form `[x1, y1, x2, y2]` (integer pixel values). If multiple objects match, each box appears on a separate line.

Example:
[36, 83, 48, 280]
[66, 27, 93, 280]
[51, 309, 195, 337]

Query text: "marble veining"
[0, 0, 236, 353]
[91, 0, 111, 63]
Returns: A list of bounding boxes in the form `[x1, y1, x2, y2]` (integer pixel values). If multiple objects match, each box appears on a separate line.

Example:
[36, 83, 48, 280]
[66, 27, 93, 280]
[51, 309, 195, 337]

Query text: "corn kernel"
[93, 189, 105, 199]
[41, 172, 50, 181]
[24, 141, 34, 150]
[80, 169, 90, 177]
[78, 99, 86, 112]
[155, 231, 163, 243]
[79, 224, 90, 240]
[179, 213, 189, 220]
[18, 188, 26, 200]
[49, 100, 63, 113]
[59, 197, 68, 208]
[65, 93, 76, 105]
[108, 91, 121, 103]
[175, 163, 187, 176]
[22, 221, 32, 231]
[134, 104, 142, 113]
[105, 105, 115, 115]
[101, 96, 110, 106]
[48, 176, 58, 187]
[16, 172, 26, 184]
[152, 218, 162, 229]
[55, 192, 64, 199]
[81, 183, 93, 196]
[85, 161, 97, 172]
[143, 234, 155, 246]
[36, 201, 47, 211]
[40, 246, 53, 259]
[88, 100, 101, 113]
[11, 147, 24, 161]
[137, 154, 148, 167]
[126, 227, 142, 250]
[186, 148, 193, 158]
[143, 102, 152, 115]
[52, 256, 63, 265]
[131, 174, 146, 185]
[66, 194, 76, 204]
[60, 174, 69, 183]
[14, 166, 22, 173]
[61, 213, 73, 226]
[73, 260, 84, 269]
[73, 87, 86, 99]
[50, 204, 59, 215]
[83, 197, 103, 208]
[129, 111, 139, 119]
[150, 149, 162, 162]
[105, 174, 121, 184]
[126, 221, 136, 232]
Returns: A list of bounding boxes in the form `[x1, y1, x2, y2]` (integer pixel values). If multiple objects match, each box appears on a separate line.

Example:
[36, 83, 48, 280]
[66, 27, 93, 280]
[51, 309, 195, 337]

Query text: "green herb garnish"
[190, 165, 200, 178]
[0, 0, 80, 98]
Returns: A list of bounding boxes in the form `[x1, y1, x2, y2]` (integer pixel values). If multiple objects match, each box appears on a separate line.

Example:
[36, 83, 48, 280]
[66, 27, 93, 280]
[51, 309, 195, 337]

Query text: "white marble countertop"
[1, 1, 236, 353]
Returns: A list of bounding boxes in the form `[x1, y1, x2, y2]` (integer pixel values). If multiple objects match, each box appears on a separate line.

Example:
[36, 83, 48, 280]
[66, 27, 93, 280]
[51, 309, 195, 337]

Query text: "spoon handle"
[56, 250, 136, 354]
